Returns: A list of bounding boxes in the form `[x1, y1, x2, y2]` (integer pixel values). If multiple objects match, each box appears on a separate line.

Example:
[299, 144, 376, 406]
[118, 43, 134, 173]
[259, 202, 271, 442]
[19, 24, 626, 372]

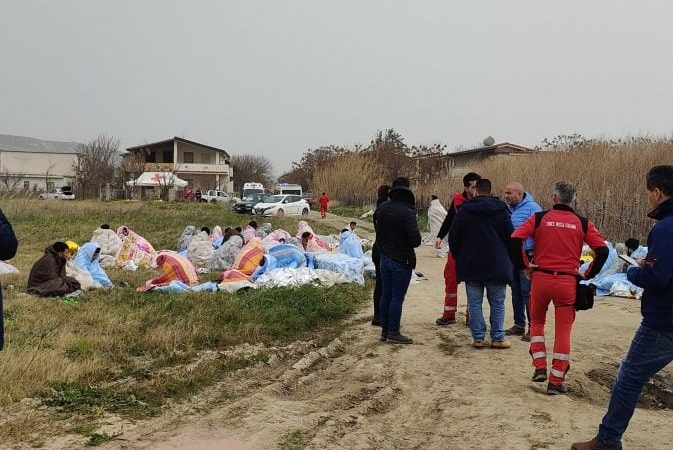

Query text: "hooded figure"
[339, 229, 364, 259]
[138, 252, 199, 291]
[177, 226, 197, 252]
[255, 223, 273, 239]
[73, 242, 113, 288]
[117, 226, 155, 254]
[210, 225, 224, 248]
[1, 208, 18, 351]
[188, 231, 216, 271]
[91, 227, 123, 268]
[212, 235, 244, 271]
[27, 244, 82, 297]
[427, 197, 448, 242]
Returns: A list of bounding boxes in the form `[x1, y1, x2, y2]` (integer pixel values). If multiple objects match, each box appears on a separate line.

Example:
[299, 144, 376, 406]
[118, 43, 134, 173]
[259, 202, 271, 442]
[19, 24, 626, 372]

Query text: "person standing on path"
[435, 172, 481, 326]
[503, 182, 542, 342]
[371, 185, 391, 327]
[448, 178, 516, 349]
[0, 207, 18, 351]
[374, 177, 421, 344]
[572, 166, 673, 450]
[319, 192, 330, 219]
[512, 181, 608, 395]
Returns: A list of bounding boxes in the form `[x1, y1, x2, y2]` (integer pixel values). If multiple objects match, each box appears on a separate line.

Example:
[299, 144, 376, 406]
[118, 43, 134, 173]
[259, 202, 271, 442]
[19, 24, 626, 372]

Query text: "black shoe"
[436, 317, 456, 326]
[371, 318, 382, 327]
[386, 334, 413, 344]
[379, 334, 387, 342]
[532, 369, 547, 383]
[546, 383, 567, 395]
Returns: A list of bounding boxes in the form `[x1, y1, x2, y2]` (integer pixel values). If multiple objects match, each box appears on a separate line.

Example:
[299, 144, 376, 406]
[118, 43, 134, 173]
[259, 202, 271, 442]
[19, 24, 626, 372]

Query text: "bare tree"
[43, 164, 55, 192]
[231, 155, 274, 193]
[154, 164, 182, 201]
[121, 151, 147, 199]
[74, 134, 119, 199]
[0, 164, 25, 190]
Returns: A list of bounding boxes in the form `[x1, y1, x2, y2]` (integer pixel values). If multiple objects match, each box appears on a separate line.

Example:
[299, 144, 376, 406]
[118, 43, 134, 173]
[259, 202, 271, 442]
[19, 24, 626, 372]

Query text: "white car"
[39, 187, 75, 200]
[200, 190, 234, 204]
[253, 194, 310, 217]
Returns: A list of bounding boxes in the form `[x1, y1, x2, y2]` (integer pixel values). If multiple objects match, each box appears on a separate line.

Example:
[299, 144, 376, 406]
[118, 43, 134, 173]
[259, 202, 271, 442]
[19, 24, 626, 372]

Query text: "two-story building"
[124, 137, 234, 195]
[0, 134, 78, 191]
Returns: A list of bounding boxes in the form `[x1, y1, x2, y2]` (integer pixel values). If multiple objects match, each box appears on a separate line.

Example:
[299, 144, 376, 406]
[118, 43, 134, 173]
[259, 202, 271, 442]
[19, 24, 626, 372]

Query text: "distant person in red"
[319, 192, 330, 219]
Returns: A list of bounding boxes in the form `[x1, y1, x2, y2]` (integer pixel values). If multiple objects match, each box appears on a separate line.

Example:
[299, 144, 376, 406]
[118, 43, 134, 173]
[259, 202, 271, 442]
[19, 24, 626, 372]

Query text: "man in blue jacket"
[572, 165, 673, 450]
[504, 181, 542, 341]
[449, 179, 519, 349]
[1, 208, 19, 351]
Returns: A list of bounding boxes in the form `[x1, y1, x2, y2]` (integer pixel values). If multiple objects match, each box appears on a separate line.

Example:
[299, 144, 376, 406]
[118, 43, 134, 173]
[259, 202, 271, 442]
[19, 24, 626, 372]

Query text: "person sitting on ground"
[200, 226, 211, 236]
[73, 242, 113, 288]
[100, 224, 110, 230]
[27, 241, 82, 297]
[223, 227, 242, 243]
[242, 221, 258, 243]
[301, 231, 312, 251]
[350, 221, 357, 232]
[625, 237, 647, 259]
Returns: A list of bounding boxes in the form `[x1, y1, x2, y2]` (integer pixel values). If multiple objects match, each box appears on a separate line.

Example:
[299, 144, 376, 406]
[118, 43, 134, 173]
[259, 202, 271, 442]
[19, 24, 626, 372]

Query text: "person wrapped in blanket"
[138, 252, 199, 291]
[73, 242, 113, 288]
[27, 241, 82, 297]
[1, 207, 18, 351]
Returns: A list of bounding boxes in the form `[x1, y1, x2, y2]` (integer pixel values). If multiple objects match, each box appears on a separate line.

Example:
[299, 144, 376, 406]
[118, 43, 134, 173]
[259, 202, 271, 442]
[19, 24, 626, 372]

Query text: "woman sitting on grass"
[73, 242, 113, 288]
[27, 241, 81, 297]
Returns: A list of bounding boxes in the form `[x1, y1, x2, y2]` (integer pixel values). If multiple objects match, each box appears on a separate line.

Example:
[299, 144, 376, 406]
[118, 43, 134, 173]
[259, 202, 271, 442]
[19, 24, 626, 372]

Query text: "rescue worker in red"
[435, 172, 481, 326]
[319, 192, 330, 219]
[512, 181, 608, 395]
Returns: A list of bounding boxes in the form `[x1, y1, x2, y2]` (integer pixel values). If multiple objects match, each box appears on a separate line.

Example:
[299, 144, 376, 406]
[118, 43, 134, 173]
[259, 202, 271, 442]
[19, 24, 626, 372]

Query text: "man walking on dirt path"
[572, 165, 673, 450]
[374, 177, 421, 344]
[512, 181, 608, 395]
[0, 207, 18, 351]
[435, 172, 481, 326]
[319, 192, 330, 219]
[448, 178, 516, 349]
[504, 181, 542, 342]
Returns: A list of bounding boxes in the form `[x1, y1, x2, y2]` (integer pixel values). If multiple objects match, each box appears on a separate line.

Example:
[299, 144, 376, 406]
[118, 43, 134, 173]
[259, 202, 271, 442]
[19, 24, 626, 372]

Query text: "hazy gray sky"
[2, 1, 672, 173]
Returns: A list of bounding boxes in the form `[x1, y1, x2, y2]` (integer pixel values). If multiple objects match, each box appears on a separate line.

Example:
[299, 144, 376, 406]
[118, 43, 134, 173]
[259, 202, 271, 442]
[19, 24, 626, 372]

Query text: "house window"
[183, 152, 194, 164]
[162, 149, 173, 163]
[146, 151, 156, 163]
[23, 181, 30, 190]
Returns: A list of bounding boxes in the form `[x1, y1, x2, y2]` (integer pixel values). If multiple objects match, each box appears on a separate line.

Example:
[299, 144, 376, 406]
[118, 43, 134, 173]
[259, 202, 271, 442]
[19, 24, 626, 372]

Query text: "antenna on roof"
[483, 136, 495, 147]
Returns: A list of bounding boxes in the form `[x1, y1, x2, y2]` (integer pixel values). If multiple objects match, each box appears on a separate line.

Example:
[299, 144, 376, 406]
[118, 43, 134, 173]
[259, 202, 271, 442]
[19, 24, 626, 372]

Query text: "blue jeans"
[379, 254, 413, 337]
[465, 282, 506, 341]
[511, 268, 531, 329]
[597, 325, 673, 446]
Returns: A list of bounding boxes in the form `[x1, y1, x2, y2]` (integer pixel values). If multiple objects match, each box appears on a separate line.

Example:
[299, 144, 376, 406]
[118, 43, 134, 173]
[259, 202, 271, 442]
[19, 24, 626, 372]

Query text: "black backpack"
[533, 210, 595, 311]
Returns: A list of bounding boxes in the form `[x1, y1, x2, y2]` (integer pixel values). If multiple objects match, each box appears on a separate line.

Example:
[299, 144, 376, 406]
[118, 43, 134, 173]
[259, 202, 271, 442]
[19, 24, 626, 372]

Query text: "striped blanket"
[233, 237, 265, 275]
[138, 252, 199, 291]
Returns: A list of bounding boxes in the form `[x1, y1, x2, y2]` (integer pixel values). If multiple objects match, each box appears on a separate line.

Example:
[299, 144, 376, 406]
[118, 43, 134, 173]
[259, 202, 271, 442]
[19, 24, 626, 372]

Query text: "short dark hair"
[463, 172, 481, 187]
[341, 228, 350, 233]
[235, 227, 242, 232]
[201, 226, 211, 235]
[301, 231, 312, 239]
[377, 185, 391, 206]
[53, 241, 68, 252]
[392, 177, 410, 188]
[431, 195, 438, 200]
[224, 227, 231, 233]
[350, 221, 356, 226]
[646, 165, 673, 197]
[625, 238, 640, 251]
[475, 179, 492, 195]
[249, 220, 258, 229]
[322, 192, 326, 195]
[100, 224, 110, 230]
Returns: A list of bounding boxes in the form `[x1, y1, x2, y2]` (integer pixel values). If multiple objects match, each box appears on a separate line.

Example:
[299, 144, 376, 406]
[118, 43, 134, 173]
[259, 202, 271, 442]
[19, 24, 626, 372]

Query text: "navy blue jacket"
[1, 209, 19, 351]
[374, 187, 422, 269]
[448, 195, 515, 283]
[627, 198, 673, 332]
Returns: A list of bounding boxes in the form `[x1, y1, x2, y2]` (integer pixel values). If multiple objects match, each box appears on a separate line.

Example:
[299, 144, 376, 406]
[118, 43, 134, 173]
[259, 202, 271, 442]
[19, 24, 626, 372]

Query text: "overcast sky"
[1, 1, 672, 173]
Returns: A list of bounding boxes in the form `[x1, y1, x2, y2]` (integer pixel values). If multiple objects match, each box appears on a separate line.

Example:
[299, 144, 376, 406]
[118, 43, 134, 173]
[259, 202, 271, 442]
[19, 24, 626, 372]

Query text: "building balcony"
[143, 162, 230, 175]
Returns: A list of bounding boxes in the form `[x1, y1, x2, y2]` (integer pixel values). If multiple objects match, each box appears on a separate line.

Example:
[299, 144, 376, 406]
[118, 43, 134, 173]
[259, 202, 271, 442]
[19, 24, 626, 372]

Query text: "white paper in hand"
[619, 254, 641, 267]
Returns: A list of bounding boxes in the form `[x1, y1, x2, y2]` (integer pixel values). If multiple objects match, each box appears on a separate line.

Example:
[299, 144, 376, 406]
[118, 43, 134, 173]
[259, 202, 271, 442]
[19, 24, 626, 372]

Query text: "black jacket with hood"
[448, 195, 517, 283]
[1, 209, 18, 351]
[374, 186, 422, 269]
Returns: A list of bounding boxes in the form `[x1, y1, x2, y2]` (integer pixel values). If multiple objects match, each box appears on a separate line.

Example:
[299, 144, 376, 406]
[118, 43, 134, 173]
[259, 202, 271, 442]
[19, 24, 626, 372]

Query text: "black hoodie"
[374, 186, 422, 269]
[448, 195, 516, 283]
[0, 209, 18, 351]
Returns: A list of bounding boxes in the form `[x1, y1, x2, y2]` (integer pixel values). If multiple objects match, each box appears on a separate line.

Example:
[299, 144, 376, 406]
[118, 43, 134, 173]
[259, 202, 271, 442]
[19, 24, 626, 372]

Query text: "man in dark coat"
[374, 177, 422, 344]
[27, 242, 81, 297]
[1, 208, 18, 351]
[449, 179, 517, 349]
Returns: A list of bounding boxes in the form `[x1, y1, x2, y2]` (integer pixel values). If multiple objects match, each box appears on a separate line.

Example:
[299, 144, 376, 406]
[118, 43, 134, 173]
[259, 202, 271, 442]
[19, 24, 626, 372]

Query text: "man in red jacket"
[512, 181, 608, 395]
[319, 192, 330, 219]
[435, 172, 481, 326]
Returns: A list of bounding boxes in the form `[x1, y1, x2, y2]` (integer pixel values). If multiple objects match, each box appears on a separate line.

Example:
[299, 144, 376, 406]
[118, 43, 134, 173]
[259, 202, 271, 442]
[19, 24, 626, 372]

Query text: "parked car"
[302, 192, 317, 206]
[253, 195, 310, 217]
[200, 190, 234, 204]
[39, 187, 75, 200]
[233, 193, 270, 214]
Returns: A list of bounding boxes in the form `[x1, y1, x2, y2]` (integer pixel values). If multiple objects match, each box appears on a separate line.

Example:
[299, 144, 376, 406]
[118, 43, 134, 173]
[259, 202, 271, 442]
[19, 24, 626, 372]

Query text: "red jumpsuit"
[512, 205, 605, 385]
[439, 191, 468, 322]
[319, 194, 329, 219]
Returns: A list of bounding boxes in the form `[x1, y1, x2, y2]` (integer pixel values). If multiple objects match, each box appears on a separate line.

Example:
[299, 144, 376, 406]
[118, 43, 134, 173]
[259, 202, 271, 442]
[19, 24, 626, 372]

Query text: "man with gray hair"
[512, 181, 608, 395]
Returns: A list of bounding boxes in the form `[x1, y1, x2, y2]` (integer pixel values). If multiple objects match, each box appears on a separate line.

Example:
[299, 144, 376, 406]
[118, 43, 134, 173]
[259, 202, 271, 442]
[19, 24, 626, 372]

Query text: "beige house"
[124, 137, 234, 195]
[0, 134, 78, 190]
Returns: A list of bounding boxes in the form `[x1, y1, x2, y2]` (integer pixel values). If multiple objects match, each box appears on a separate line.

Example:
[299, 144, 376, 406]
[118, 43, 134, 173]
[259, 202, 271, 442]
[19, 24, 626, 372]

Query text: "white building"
[124, 137, 234, 195]
[0, 134, 78, 190]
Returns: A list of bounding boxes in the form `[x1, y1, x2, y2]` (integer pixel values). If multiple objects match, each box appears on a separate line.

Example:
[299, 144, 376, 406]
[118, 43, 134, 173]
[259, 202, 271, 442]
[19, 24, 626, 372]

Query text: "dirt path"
[51, 213, 673, 450]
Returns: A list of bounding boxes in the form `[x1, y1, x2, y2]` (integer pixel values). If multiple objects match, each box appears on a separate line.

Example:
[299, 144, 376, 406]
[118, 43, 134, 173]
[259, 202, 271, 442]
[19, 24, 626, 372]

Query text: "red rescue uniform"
[319, 194, 330, 219]
[513, 204, 606, 385]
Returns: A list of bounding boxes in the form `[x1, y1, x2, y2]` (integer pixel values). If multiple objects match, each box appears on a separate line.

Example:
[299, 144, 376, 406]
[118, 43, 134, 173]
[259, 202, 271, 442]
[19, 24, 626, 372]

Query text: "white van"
[274, 183, 303, 196]
[242, 182, 265, 197]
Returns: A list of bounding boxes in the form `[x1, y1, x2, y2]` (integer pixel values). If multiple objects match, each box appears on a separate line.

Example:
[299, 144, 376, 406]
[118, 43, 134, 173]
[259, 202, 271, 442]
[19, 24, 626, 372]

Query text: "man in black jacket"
[374, 177, 422, 344]
[1, 208, 19, 351]
[449, 179, 516, 349]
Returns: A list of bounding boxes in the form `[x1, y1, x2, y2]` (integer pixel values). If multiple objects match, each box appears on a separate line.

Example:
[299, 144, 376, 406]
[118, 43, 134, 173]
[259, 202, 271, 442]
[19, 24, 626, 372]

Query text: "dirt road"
[63, 213, 673, 450]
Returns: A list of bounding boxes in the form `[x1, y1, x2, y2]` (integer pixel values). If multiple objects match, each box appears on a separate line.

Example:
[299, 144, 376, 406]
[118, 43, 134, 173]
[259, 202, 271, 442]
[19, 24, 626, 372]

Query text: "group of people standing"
[372, 165, 673, 450]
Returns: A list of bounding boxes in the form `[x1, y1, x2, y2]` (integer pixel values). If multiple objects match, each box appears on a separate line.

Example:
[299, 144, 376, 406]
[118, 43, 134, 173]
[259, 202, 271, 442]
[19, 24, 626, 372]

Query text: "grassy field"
[0, 199, 369, 445]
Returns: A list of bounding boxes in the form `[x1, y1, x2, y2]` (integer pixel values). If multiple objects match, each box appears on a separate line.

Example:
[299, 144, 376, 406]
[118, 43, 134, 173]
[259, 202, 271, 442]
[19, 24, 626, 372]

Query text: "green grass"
[0, 199, 370, 443]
